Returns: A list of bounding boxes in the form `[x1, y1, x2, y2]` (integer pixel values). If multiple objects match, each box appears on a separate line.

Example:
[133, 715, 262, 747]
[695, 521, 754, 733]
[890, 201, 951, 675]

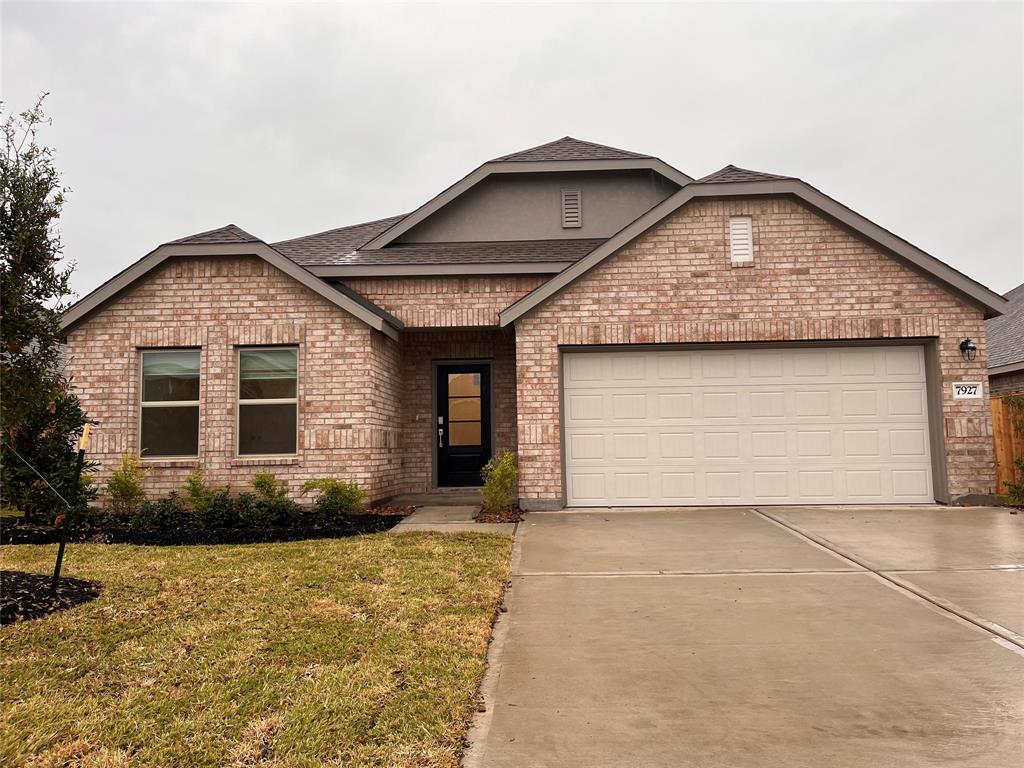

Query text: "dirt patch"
[474, 507, 524, 524]
[368, 505, 417, 517]
[1, 570, 102, 625]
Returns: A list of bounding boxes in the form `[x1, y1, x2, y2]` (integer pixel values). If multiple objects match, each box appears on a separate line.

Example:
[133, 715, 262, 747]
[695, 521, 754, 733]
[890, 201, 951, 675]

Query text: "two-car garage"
[562, 345, 938, 506]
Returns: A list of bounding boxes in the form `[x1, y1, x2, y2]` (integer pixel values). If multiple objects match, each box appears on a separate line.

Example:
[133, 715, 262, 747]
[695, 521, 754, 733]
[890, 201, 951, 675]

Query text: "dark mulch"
[1, 570, 102, 624]
[1, 513, 408, 546]
[474, 506, 524, 523]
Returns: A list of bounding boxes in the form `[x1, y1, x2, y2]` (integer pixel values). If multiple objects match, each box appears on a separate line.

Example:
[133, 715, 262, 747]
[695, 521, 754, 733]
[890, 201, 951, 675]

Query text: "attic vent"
[562, 189, 582, 228]
[729, 216, 754, 265]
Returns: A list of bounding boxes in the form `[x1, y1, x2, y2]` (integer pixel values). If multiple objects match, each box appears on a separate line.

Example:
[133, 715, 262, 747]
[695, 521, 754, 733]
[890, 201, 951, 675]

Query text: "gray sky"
[3, 1, 1022, 298]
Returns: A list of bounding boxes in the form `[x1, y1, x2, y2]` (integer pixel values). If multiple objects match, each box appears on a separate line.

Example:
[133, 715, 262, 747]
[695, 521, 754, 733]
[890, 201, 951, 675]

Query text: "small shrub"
[481, 451, 518, 512]
[302, 478, 366, 523]
[106, 454, 149, 517]
[134, 492, 187, 531]
[236, 491, 301, 528]
[193, 487, 239, 529]
[252, 472, 288, 500]
[184, 464, 214, 515]
[1002, 458, 1024, 508]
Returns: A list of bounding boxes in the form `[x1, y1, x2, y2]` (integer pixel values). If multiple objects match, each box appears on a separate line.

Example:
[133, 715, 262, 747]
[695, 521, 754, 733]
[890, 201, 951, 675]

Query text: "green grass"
[0, 532, 512, 767]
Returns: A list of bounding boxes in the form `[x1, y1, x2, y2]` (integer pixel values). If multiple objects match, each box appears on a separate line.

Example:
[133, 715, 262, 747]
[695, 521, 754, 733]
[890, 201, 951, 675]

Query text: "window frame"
[235, 345, 300, 458]
[138, 347, 202, 460]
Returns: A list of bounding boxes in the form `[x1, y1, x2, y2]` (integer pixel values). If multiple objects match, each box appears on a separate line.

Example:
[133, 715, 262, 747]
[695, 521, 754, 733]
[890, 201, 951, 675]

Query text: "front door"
[436, 363, 491, 487]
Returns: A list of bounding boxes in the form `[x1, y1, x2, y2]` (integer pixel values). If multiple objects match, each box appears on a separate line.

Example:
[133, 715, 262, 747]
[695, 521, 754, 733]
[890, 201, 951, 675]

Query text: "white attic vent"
[562, 189, 582, 228]
[729, 216, 754, 264]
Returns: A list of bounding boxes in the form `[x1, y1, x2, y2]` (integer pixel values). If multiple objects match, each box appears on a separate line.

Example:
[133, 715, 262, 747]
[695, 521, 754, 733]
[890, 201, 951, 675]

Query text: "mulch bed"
[474, 506, 524, 523]
[1, 511, 414, 547]
[1, 570, 102, 624]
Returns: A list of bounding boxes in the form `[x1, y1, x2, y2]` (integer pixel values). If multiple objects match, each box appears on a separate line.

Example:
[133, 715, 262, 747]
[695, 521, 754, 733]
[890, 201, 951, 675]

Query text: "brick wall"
[514, 197, 995, 505]
[396, 328, 517, 492]
[990, 369, 1024, 396]
[342, 276, 546, 327]
[66, 256, 404, 502]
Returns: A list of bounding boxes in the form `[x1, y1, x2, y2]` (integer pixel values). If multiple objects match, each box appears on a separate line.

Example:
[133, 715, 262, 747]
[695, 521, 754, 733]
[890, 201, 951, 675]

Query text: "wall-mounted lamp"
[959, 338, 977, 362]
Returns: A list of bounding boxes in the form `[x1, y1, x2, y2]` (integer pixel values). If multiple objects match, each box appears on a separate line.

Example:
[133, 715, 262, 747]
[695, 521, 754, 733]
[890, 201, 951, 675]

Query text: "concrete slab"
[467, 507, 1024, 768]
[766, 506, 1024, 570]
[392, 505, 515, 534]
[518, 508, 853, 574]
[895, 569, 1024, 636]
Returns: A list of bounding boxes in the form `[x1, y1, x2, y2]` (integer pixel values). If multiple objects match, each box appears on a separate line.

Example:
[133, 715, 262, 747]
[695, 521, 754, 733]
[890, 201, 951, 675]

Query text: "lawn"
[0, 531, 512, 767]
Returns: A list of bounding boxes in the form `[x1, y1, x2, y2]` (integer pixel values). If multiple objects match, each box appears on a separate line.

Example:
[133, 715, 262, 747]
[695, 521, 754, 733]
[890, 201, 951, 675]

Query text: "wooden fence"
[990, 395, 1024, 496]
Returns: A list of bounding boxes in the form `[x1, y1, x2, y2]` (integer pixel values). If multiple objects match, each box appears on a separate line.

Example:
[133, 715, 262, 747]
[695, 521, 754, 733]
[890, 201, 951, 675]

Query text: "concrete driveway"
[465, 507, 1024, 768]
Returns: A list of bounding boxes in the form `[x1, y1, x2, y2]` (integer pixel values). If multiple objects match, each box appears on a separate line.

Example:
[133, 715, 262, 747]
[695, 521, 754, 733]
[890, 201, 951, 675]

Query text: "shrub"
[193, 487, 239, 529]
[1002, 458, 1024, 508]
[302, 478, 366, 523]
[236, 491, 301, 528]
[481, 451, 518, 512]
[252, 472, 288, 500]
[106, 454, 149, 516]
[133, 492, 187, 531]
[184, 464, 214, 515]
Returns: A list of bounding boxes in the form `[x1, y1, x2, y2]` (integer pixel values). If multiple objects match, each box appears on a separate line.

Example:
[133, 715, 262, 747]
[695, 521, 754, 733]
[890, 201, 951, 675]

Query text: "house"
[986, 282, 1024, 493]
[61, 137, 1008, 508]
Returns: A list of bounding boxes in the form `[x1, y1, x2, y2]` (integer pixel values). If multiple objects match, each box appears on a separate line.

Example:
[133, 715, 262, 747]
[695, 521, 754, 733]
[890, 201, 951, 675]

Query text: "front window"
[140, 349, 200, 457]
[237, 347, 298, 455]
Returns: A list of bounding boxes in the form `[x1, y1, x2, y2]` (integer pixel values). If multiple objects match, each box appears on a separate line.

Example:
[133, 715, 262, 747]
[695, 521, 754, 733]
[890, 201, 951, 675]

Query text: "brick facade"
[66, 256, 404, 501]
[342, 276, 546, 327]
[514, 197, 995, 506]
[990, 369, 1024, 396]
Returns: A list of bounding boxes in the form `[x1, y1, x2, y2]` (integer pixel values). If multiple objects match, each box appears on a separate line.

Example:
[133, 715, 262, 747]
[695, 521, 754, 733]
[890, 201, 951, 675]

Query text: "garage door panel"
[563, 346, 933, 506]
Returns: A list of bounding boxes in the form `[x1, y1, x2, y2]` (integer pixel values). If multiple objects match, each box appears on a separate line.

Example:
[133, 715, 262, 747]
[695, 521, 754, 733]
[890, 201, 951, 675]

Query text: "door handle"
[438, 428, 444, 448]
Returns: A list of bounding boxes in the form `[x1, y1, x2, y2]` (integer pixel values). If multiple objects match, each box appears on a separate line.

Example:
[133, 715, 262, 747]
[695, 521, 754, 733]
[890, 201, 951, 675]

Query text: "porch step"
[389, 489, 486, 507]
[392, 505, 515, 534]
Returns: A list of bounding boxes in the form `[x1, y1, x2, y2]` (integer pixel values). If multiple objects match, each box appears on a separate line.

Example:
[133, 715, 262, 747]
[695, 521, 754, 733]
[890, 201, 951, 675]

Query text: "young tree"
[1, 95, 94, 523]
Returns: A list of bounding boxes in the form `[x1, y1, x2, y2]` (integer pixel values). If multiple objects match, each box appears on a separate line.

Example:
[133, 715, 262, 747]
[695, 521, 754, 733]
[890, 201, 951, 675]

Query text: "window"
[237, 347, 298, 455]
[140, 349, 200, 458]
[729, 215, 754, 264]
[562, 189, 582, 228]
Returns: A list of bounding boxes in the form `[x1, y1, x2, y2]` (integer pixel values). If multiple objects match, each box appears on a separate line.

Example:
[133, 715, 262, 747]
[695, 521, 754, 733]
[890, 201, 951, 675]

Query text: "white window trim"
[235, 345, 299, 458]
[138, 348, 201, 460]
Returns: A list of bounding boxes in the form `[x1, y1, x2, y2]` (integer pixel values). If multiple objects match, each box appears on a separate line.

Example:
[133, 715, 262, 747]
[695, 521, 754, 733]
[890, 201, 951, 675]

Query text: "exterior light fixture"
[959, 338, 977, 362]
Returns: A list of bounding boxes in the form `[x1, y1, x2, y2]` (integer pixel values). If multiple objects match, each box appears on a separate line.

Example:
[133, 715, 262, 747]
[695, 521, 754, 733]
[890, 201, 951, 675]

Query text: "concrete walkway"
[465, 507, 1024, 768]
[392, 505, 516, 534]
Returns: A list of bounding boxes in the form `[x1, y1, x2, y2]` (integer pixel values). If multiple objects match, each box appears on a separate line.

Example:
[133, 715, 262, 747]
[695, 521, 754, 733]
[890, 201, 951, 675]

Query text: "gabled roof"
[696, 165, 796, 184]
[500, 175, 1009, 325]
[493, 136, 653, 162]
[168, 224, 260, 245]
[360, 137, 693, 250]
[273, 216, 407, 266]
[987, 282, 1024, 372]
[61, 227, 403, 339]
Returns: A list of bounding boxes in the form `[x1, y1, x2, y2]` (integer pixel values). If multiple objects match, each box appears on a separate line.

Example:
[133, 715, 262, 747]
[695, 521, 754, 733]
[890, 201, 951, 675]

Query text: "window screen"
[237, 347, 298, 455]
[140, 349, 200, 457]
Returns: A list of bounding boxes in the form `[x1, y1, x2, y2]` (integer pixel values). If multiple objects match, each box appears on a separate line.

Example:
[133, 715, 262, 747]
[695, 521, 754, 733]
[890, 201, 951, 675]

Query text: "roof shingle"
[272, 216, 406, 265]
[492, 136, 652, 163]
[167, 224, 260, 245]
[696, 165, 796, 184]
[987, 282, 1024, 368]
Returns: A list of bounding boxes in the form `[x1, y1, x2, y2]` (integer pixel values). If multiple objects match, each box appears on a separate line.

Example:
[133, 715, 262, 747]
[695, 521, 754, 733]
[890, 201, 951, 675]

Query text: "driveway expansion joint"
[753, 507, 1024, 651]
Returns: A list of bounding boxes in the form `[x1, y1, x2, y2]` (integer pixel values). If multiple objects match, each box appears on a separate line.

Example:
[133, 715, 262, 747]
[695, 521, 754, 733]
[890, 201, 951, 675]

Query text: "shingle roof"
[695, 165, 796, 184]
[987, 282, 1024, 368]
[493, 136, 652, 162]
[272, 216, 406, 265]
[346, 239, 604, 267]
[167, 224, 260, 245]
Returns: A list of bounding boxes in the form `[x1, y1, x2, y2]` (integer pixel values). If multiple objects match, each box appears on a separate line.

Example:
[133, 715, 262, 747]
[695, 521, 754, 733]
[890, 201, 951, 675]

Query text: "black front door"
[436, 363, 491, 487]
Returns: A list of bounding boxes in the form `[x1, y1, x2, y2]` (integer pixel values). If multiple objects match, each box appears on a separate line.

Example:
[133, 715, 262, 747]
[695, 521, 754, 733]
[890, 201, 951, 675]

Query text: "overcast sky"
[3, 1, 1022, 298]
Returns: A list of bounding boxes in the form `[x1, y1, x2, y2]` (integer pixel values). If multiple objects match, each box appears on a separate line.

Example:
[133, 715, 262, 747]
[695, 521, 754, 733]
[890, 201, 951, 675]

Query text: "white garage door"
[563, 346, 934, 506]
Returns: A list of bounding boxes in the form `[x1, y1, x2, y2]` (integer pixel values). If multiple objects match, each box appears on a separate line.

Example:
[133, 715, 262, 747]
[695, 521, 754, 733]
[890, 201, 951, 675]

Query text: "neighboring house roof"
[492, 136, 653, 162]
[60, 228, 403, 339]
[987, 282, 1024, 373]
[168, 224, 261, 245]
[696, 165, 796, 184]
[272, 216, 406, 265]
[360, 136, 693, 250]
[500, 174, 1009, 325]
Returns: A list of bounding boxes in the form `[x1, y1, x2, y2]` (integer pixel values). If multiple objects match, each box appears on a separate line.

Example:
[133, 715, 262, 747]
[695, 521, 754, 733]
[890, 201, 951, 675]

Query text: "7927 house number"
[951, 382, 983, 399]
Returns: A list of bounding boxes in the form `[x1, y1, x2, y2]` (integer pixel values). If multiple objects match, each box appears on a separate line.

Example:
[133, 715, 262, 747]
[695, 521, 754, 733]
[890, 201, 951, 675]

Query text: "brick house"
[61, 137, 1008, 508]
